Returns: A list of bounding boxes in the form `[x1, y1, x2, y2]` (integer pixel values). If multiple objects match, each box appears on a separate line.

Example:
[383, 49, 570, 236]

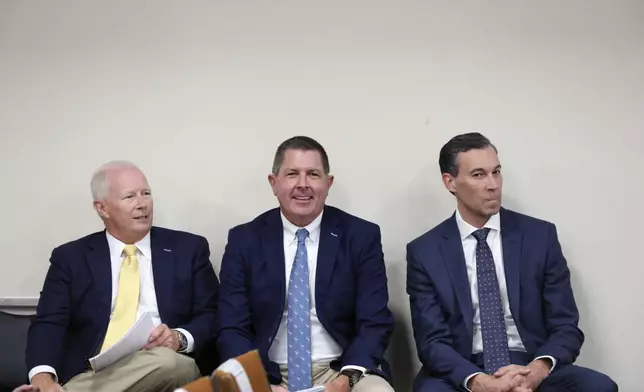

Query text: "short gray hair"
[90, 160, 141, 201]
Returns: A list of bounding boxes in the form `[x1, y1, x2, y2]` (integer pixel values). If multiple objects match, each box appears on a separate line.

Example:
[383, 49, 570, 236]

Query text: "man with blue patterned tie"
[406, 133, 617, 392]
[218, 136, 395, 392]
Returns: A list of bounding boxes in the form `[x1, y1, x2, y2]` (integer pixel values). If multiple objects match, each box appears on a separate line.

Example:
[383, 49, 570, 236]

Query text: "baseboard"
[0, 297, 38, 314]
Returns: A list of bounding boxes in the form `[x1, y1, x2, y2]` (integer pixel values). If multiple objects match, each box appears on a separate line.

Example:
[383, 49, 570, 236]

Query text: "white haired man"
[25, 161, 220, 392]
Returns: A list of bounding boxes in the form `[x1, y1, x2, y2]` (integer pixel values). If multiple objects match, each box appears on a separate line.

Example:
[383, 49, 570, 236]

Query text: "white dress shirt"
[268, 211, 366, 375]
[455, 209, 556, 389]
[29, 231, 194, 382]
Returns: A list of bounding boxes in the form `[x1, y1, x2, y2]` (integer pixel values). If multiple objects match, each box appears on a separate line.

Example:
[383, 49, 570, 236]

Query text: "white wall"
[1, 1, 642, 390]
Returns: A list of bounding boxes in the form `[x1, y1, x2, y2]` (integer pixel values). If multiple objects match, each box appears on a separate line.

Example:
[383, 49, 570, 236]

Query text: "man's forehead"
[107, 170, 149, 188]
[282, 165, 324, 171]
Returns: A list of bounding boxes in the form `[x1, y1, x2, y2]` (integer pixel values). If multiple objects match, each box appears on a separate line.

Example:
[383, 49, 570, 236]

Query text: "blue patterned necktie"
[287, 228, 312, 390]
[472, 228, 511, 374]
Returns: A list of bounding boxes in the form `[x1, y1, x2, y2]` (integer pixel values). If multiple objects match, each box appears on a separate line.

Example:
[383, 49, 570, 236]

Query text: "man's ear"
[442, 173, 456, 194]
[267, 173, 277, 195]
[93, 200, 109, 219]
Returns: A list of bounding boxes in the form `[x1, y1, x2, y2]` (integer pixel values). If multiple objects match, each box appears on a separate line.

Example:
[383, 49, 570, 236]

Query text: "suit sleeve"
[26, 247, 72, 373]
[533, 224, 584, 365]
[217, 228, 255, 361]
[340, 225, 394, 373]
[406, 243, 481, 388]
[176, 236, 220, 352]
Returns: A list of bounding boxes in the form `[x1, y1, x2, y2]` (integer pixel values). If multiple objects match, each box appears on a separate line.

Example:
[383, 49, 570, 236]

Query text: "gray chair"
[0, 311, 33, 392]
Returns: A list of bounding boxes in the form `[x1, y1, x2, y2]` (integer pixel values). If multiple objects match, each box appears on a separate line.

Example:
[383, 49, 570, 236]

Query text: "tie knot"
[296, 228, 309, 243]
[472, 228, 491, 243]
[123, 245, 137, 257]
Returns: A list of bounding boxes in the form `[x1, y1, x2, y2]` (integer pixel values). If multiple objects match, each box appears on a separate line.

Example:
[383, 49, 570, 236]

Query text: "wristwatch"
[174, 330, 188, 352]
[340, 369, 364, 389]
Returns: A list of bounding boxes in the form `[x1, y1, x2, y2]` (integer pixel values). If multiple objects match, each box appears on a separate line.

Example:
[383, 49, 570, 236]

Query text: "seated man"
[26, 160, 220, 392]
[218, 136, 395, 392]
[406, 133, 617, 391]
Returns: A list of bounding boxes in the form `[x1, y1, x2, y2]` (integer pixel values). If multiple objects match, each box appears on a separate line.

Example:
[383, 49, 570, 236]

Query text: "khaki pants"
[279, 363, 394, 392]
[64, 347, 201, 392]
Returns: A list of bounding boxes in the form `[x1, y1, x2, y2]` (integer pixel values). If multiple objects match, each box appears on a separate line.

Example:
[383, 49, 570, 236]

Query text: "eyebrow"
[283, 168, 322, 173]
[121, 188, 151, 195]
[469, 165, 502, 174]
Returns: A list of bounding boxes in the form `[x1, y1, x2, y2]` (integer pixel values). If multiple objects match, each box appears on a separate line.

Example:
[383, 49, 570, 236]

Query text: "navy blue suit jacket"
[406, 208, 584, 388]
[217, 206, 394, 385]
[26, 226, 220, 384]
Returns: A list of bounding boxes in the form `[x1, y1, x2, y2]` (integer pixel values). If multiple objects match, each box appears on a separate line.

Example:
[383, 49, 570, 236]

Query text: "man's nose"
[296, 174, 308, 188]
[135, 196, 147, 209]
[486, 175, 499, 190]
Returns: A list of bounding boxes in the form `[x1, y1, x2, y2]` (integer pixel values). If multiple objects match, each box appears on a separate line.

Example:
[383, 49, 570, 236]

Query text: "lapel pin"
[163, 249, 172, 252]
[330, 232, 338, 237]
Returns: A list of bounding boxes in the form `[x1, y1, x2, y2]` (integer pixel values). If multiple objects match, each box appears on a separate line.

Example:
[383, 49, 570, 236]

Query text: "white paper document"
[89, 312, 156, 371]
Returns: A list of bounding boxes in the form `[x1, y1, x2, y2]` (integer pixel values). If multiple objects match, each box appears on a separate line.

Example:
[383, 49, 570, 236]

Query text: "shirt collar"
[455, 208, 501, 241]
[281, 210, 323, 244]
[105, 230, 152, 260]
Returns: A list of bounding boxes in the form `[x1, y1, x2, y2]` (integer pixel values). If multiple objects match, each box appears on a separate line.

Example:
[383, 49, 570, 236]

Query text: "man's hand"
[270, 386, 287, 392]
[30, 373, 63, 392]
[495, 360, 550, 391]
[144, 323, 179, 351]
[469, 370, 531, 392]
[324, 375, 350, 392]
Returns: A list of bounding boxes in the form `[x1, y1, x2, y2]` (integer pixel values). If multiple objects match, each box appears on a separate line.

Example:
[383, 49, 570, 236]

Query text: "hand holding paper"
[89, 312, 156, 371]
[144, 323, 179, 350]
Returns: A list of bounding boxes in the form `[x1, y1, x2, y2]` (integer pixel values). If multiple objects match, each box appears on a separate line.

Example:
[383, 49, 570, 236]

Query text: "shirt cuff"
[29, 366, 58, 383]
[340, 365, 367, 374]
[463, 371, 484, 392]
[533, 355, 557, 374]
[173, 328, 195, 353]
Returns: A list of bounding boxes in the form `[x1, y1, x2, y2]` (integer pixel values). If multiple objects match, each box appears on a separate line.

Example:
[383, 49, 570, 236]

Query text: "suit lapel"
[262, 210, 286, 309]
[151, 227, 175, 321]
[315, 207, 342, 312]
[440, 216, 474, 337]
[500, 209, 522, 319]
[87, 231, 112, 322]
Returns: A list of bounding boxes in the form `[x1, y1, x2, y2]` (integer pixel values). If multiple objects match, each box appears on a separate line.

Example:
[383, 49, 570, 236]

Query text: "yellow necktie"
[101, 244, 140, 352]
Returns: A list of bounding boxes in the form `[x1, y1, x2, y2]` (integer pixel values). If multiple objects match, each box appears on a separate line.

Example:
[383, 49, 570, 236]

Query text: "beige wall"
[1, 1, 642, 390]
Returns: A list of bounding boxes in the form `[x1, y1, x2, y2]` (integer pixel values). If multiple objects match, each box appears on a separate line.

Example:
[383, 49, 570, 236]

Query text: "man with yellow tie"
[25, 160, 220, 392]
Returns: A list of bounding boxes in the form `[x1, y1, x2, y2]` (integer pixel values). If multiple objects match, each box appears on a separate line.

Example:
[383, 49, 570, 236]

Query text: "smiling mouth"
[133, 215, 149, 220]
[293, 196, 313, 201]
